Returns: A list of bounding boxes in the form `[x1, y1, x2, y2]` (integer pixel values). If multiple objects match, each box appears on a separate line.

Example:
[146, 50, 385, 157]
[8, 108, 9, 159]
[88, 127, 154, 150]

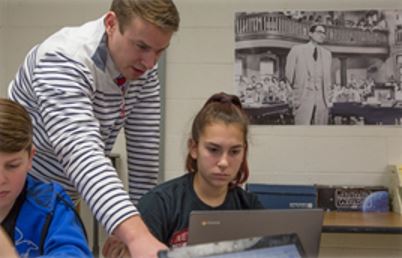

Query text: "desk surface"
[322, 211, 402, 234]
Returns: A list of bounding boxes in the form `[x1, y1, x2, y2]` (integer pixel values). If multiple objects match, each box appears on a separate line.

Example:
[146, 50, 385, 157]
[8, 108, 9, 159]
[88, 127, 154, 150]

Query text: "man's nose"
[142, 51, 158, 70]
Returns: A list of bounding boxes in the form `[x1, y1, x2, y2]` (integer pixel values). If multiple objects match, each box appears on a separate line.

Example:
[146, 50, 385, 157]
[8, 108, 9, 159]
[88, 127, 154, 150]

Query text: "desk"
[322, 211, 402, 234]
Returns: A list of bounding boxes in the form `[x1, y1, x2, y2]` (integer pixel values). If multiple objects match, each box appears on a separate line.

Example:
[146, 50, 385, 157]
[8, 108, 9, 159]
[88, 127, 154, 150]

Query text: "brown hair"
[0, 99, 33, 153]
[185, 92, 250, 187]
[110, 0, 180, 33]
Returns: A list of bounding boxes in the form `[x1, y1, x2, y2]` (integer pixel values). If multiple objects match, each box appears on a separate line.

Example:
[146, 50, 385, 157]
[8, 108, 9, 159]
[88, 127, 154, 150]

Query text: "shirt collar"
[307, 41, 318, 51]
[90, 18, 120, 80]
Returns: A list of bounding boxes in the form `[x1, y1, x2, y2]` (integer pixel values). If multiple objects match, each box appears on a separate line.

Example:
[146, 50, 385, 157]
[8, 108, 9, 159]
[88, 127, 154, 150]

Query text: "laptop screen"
[187, 209, 323, 258]
[158, 233, 306, 258]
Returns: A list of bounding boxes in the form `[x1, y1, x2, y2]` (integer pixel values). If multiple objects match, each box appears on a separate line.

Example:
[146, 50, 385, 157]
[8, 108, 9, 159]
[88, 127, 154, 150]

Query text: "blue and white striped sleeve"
[125, 68, 161, 204]
[32, 52, 138, 233]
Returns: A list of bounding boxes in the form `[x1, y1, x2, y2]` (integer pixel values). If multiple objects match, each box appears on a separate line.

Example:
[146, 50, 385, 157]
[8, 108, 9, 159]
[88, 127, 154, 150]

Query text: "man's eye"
[6, 164, 19, 170]
[137, 44, 149, 51]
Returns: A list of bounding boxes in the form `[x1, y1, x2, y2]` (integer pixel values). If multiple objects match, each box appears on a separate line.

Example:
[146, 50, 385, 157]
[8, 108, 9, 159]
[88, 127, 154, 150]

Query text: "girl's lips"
[211, 174, 230, 180]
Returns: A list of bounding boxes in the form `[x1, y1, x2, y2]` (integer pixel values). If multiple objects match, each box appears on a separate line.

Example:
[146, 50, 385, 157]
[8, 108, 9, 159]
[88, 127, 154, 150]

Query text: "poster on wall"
[235, 10, 402, 125]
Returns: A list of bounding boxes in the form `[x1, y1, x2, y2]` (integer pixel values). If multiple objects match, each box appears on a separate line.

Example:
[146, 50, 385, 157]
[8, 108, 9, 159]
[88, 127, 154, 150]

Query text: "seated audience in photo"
[236, 75, 249, 102]
[277, 79, 292, 103]
[363, 77, 375, 98]
[244, 82, 256, 105]
[262, 75, 278, 102]
[373, 14, 387, 31]
[103, 92, 263, 257]
[237, 74, 293, 106]
[254, 82, 265, 105]
[0, 99, 92, 258]
[333, 84, 361, 103]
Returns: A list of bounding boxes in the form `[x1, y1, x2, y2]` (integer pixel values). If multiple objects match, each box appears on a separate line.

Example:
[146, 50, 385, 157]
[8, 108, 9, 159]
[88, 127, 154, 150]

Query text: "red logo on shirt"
[169, 228, 189, 248]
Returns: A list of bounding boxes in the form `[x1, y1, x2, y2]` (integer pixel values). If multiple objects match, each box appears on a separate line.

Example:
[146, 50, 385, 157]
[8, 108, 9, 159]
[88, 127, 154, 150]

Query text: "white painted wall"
[0, 0, 109, 95]
[0, 0, 6, 97]
[1, 0, 402, 257]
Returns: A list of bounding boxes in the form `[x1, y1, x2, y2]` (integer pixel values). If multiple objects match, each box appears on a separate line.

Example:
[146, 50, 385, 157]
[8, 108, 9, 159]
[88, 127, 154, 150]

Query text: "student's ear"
[188, 139, 198, 160]
[28, 147, 36, 169]
[31, 146, 36, 157]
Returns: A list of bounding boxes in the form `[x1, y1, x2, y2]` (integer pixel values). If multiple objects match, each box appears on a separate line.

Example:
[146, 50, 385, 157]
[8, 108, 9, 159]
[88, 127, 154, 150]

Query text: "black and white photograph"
[235, 10, 402, 125]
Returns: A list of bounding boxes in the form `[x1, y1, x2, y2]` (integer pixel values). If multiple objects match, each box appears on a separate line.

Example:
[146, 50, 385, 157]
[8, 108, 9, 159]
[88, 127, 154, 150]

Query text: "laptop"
[187, 209, 323, 258]
[158, 233, 306, 258]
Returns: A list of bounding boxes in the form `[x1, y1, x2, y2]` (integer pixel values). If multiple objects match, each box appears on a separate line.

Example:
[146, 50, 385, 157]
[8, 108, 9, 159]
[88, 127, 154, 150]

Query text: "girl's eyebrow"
[7, 157, 23, 162]
[205, 142, 244, 149]
[205, 142, 220, 147]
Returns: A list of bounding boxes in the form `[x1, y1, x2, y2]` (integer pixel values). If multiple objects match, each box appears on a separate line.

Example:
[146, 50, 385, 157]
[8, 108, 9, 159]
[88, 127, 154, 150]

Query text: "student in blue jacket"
[0, 98, 92, 258]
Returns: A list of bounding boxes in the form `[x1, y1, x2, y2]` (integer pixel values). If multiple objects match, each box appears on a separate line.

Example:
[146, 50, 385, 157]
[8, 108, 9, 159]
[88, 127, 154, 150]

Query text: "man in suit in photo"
[286, 24, 332, 125]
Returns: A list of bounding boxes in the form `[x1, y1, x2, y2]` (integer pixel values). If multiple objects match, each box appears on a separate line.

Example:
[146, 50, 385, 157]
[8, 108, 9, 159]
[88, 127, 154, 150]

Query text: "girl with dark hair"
[137, 92, 263, 247]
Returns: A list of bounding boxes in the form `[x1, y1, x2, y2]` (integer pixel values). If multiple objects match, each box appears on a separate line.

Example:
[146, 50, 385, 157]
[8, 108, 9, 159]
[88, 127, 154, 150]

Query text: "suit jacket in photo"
[285, 42, 332, 108]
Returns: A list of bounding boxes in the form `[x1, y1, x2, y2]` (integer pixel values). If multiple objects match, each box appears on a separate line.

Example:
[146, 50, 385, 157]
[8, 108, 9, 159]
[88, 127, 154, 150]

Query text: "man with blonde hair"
[8, 0, 180, 257]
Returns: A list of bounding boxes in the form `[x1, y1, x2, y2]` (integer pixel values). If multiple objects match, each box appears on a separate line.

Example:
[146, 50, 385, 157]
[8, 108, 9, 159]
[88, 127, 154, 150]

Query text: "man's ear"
[104, 11, 118, 35]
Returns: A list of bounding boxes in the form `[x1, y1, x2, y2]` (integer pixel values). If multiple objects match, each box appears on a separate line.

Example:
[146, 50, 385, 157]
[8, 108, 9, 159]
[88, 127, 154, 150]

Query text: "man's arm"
[104, 185, 169, 258]
[285, 46, 297, 87]
[31, 55, 166, 257]
[285, 46, 300, 108]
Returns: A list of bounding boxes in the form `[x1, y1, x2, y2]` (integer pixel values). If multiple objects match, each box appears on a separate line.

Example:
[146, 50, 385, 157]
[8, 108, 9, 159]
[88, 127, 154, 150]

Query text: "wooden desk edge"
[322, 211, 402, 234]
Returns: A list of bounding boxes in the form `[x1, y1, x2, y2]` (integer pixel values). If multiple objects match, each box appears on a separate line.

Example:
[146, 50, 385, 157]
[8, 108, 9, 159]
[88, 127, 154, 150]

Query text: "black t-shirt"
[138, 173, 263, 247]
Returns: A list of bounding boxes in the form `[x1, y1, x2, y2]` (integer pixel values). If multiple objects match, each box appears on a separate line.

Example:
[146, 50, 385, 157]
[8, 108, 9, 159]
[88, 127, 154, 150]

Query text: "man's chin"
[128, 70, 146, 80]
[124, 73, 141, 81]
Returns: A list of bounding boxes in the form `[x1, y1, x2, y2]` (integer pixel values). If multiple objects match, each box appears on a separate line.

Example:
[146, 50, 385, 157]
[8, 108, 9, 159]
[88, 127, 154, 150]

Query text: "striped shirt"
[8, 17, 160, 234]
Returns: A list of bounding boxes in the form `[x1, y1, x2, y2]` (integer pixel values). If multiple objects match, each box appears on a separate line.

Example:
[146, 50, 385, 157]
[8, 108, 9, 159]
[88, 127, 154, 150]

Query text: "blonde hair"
[110, 0, 180, 33]
[0, 99, 33, 153]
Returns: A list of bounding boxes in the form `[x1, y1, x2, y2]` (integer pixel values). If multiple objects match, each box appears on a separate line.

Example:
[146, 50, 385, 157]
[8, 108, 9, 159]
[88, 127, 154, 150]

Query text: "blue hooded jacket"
[2, 175, 92, 258]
